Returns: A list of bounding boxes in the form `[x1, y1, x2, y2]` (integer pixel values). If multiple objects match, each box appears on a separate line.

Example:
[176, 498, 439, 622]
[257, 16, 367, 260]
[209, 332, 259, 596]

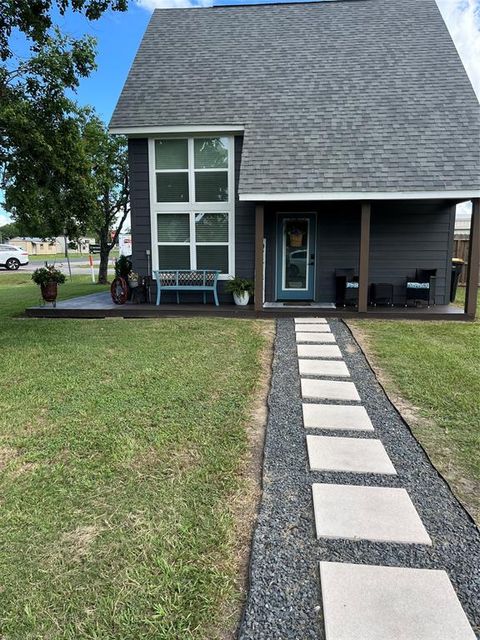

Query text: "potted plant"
[225, 277, 254, 306]
[128, 271, 140, 288]
[32, 266, 66, 305]
[115, 255, 133, 279]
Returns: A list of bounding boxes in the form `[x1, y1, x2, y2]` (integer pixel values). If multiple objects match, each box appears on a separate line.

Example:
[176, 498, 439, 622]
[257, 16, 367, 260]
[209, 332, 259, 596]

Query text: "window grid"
[151, 136, 235, 277]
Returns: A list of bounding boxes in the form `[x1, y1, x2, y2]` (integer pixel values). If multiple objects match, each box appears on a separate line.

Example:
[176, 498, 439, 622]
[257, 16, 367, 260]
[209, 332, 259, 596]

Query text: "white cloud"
[436, 0, 480, 100]
[136, 0, 212, 9]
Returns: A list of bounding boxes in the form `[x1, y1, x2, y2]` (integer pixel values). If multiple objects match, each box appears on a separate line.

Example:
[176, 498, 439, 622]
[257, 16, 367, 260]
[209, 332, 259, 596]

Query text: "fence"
[453, 238, 480, 285]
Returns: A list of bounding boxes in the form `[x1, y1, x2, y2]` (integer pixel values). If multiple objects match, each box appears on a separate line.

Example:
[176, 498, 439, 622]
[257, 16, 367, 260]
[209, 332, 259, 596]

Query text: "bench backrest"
[153, 270, 220, 287]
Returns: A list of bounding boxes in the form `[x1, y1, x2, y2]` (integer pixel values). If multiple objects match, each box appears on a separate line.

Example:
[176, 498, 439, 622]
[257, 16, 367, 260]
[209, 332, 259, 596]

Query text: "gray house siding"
[369, 202, 456, 304]
[263, 201, 455, 305]
[234, 137, 256, 280]
[128, 138, 151, 275]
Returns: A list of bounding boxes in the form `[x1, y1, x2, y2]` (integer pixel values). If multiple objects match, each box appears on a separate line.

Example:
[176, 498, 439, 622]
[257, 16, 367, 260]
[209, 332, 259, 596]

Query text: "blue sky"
[1, 0, 479, 225]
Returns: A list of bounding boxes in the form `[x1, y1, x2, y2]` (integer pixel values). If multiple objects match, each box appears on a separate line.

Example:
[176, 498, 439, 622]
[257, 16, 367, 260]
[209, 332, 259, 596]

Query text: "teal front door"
[276, 214, 316, 300]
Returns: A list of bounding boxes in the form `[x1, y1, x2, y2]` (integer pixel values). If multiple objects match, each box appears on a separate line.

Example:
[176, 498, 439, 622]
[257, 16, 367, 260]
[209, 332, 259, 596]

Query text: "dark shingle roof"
[110, 0, 480, 195]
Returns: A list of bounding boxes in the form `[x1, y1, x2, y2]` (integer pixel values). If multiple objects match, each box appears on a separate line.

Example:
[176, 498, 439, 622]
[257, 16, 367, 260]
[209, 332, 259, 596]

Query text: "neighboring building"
[56, 236, 96, 254]
[10, 237, 57, 255]
[109, 0, 480, 314]
[455, 209, 472, 239]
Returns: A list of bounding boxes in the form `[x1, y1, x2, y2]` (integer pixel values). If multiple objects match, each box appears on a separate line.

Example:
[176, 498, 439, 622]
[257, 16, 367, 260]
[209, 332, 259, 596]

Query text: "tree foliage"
[0, 0, 127, 61]
[0, 0, 129, 280]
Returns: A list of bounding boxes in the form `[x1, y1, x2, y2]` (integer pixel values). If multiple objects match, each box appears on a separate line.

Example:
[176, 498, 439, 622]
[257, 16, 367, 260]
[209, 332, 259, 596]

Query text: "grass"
[0, 273, 109, 319]
[0, 274, 269, 638]
[350, 289, 480, 521]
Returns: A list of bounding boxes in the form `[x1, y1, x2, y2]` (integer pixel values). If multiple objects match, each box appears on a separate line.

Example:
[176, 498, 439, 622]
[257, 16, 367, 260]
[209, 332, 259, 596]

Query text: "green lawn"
[0, 274, 269, 639]
[350, 289, 480, 521]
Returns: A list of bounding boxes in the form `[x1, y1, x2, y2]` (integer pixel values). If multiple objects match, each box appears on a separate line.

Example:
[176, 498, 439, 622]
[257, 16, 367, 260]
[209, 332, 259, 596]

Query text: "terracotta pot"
[41, 281, 58, 302]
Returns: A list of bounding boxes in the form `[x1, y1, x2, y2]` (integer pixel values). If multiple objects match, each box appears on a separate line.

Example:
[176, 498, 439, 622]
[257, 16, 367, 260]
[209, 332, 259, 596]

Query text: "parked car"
[0, 244, 29, 270]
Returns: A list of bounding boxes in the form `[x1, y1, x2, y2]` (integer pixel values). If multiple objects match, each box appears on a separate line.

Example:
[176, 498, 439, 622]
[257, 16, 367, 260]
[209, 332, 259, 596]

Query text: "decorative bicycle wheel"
[110, 276, 129, 305]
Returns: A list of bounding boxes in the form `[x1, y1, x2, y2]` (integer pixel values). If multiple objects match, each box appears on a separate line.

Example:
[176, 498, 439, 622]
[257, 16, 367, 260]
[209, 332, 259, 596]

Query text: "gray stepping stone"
[303, 404, 374, 431]
[320, 562, 476, 640]
[297, 344, 343, 359]
[312, 484, 432, 545]
[306, 435, 396, 474]
[299, 359, 350, 377]
[294, 317, 327, 324]
[302, 379, 361, 402]
[296, 332, 337, 344]
[294, 324, 331, 332]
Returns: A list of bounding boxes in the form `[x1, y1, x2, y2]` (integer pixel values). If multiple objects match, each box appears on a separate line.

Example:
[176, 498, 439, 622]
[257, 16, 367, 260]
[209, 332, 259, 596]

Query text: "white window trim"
[148, 135, 235, 280]
[111, 124, 244, 136]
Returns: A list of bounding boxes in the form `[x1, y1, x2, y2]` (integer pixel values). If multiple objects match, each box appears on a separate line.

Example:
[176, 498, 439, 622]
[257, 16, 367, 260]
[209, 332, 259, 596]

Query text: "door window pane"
[157, 214, 190, 243]
[158, 246, 190, 270]
[284, 219, 308, 289]
[155, 139, 188, 170]
[156, 173, 189, 202]
[194, 137, 229, 168]
[195, 172, 228, 202]
[196, 245, 229, 273]
[195, 213, 228, 242]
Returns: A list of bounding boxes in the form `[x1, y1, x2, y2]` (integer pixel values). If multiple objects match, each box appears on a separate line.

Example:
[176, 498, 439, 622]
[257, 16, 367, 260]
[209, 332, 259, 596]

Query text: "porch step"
[319, 562, 476, 640]
[312, 484, 432, 545]
[303, 403, 374, 431]
[301, 379, 361, 402]
[297, 344, 342, 359]
[296, 332, 337, 344]
[306, 435, 396, 474]
[298, 359, 350, 377]
[294, 317, 328, 324]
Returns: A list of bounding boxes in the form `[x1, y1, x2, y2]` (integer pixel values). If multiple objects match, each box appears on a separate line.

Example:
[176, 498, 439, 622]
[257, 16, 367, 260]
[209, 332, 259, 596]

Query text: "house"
[109, 0, 480, 317]
[10, 237, 57, 255]
[55, 236, 96, 254]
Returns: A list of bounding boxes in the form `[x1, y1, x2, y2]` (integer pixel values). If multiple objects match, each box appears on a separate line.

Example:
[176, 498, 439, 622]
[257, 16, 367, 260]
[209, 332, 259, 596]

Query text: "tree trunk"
[98, 230, 111, 284]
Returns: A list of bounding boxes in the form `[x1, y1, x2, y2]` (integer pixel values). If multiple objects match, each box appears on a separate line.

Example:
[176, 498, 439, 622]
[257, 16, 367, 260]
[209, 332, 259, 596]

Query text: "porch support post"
[465, 198, 480, 317]
[254, 204, 265, 312]
[358, 202, 371, 313]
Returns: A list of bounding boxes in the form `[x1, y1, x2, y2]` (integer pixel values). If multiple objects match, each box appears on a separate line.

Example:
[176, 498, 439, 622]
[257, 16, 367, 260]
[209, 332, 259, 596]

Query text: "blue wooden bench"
[153, 270, 220, 306]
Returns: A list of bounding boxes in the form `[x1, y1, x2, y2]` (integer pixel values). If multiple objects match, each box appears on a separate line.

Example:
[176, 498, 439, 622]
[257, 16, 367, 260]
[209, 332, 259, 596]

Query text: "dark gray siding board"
[263, 201, 455, 305]
[128, 138, 151, 275]
[234, 136, 255, 280]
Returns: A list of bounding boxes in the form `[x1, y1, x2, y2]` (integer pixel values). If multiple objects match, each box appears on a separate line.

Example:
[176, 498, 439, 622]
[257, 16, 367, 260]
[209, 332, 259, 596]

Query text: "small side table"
[370, 282, 394, 307]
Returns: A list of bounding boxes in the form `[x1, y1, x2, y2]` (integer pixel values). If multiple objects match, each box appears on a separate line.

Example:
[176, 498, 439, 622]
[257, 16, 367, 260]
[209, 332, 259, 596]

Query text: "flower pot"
[233, 291, 250, 306]
[41, 281, 58, 303]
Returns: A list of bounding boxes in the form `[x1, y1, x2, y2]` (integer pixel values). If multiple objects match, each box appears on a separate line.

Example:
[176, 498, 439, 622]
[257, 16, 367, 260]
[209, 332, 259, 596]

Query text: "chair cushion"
[407, 282, 430, 289]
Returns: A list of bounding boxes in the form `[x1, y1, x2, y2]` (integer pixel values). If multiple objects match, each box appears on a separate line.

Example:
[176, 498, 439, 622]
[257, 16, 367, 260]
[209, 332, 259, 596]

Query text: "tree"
[0, 221, 22, 241]
[0, 1, 127, 62]
[0, 1, 129, 280]
[82, 117, 129, 284]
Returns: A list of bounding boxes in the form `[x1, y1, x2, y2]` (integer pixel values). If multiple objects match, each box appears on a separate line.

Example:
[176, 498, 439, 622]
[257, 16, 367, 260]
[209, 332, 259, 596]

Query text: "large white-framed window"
[149, 135, 235, 278]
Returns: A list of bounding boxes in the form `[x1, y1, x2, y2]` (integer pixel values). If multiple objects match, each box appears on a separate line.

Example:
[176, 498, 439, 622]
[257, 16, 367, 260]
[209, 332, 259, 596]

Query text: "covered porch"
[25, 290, 467, 320]
[254, 198, 480, 320]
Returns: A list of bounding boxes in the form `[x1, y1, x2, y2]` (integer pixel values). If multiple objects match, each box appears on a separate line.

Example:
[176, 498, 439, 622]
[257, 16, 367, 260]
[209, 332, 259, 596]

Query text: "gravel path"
[238, 318, 480, 639]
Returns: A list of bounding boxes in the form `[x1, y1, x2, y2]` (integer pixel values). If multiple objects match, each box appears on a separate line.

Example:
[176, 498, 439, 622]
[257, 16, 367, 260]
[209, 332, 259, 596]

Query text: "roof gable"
[111, 0, 480, 194]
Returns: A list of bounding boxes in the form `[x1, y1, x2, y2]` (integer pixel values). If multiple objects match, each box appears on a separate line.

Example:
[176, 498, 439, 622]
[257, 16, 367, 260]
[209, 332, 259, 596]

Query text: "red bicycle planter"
[110, 276, 129, 305]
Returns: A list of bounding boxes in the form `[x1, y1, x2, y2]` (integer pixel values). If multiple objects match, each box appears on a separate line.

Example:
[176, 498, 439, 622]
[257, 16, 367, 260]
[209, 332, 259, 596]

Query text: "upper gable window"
[155, 137, 230, 203]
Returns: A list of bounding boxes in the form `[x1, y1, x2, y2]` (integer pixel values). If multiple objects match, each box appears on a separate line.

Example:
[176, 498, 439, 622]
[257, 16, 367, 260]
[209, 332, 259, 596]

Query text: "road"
[0, 258, 115, 276]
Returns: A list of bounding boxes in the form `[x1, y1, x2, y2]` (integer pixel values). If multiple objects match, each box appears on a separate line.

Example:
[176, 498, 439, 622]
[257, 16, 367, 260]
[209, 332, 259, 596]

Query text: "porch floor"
[25, 291, 470, 320]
